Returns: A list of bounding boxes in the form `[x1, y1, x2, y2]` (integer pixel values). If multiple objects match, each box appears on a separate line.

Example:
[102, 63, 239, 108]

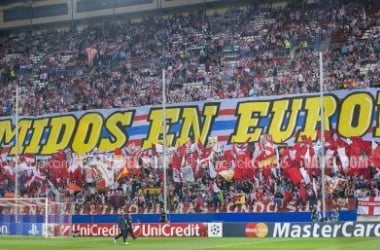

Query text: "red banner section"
[7, 198, 356, 215]
[68, 198, 356, 215]
[51, 223, 118, 237]
[55, 223, 208, 237]
[133, 223, 208, 237]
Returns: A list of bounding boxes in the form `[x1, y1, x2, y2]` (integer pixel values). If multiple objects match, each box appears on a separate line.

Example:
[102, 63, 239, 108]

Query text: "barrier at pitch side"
[0, 211, 358, 237]
[0, 222, 44, 236]
[2, 221, 377, 238]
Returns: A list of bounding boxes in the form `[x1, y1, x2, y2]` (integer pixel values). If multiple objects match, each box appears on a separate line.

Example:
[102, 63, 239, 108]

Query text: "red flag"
[171, 151, 182, 182]
[285, 166, 303, 184]
[233, 142, 251, 180]
[197, 138, 205, 153]
[371, 141, 380, 169]
[67, 182, 82, 192]
[349, 137, 371, 156]
[171, 151, 182, 170]
[47, 151, 68, 185]
[299, 184, 307, 203]
[57, 150, 69, 181]
[69, 165, 83, 188]
[316, 130, 332, 142]
[114, 148, 123, 157]
[345, 137, 370, 157]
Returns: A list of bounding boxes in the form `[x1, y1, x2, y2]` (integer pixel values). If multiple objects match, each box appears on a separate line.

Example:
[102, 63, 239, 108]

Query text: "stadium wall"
[72, 211, 357, 223]
[0, 211, 360, 237]
[0, 211, 356, 224]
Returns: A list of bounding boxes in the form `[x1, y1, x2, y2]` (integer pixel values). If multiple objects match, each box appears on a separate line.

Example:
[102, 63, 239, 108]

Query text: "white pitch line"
[194, 238, 296, 250]
[195, 242, 253, 249]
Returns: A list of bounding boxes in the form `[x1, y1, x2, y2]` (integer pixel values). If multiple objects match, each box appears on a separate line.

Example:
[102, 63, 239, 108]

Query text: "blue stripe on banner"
[121, 121, 240, 136]
[126, 126, 149, 136]
[101, 128, 111, 138]
[168, 123, 181, 134]
[258, 117, 270, 128]
[25, 131, 32, 144]
[212, 120, 236, 130]
[296, 114, 305, 127]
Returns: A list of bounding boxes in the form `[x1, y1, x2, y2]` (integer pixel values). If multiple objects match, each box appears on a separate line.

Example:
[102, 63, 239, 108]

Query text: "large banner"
[1, 89, 380, 198]
[0, 89, 379, 155]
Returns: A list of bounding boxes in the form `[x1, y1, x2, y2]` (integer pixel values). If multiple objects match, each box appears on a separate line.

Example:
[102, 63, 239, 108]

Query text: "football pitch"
[1, 237, 380, 250]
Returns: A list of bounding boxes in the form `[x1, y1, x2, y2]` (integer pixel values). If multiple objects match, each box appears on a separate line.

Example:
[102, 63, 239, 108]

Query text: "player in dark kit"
[114, 213, 128, 245]
[113, 213, 137, 245]
[126, 213, 137, 240]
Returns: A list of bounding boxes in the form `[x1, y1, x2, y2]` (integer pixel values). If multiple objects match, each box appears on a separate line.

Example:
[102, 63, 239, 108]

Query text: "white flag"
[181, 165, 195, 182]
[208, 160, 217, 179]
[299, 167, 311, 185]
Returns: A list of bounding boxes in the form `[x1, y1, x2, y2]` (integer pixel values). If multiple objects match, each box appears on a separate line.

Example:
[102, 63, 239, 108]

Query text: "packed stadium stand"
[0, 0, 379, 215]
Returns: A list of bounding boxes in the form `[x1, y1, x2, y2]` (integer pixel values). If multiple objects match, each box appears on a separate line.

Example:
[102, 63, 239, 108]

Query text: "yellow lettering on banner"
[231, 101, 270, 143]
[41, 115, 76, 155]
[24, 118, 49, 154]
[142, 107, 180, 149]
[177, 105, 218, 146]
[98, 111, 134, 152]
[375, 92, 380, 137]
[298, 95, 337, 141]
[0, 119, 14, 146]
[338, 92, 373, 137]
[268, 99, 303, 143]
[9, 119, 32, 155]
[72, 113, 103, 153]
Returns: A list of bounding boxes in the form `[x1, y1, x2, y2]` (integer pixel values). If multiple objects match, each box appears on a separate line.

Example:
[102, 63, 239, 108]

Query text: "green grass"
[1, 237, 380, 250]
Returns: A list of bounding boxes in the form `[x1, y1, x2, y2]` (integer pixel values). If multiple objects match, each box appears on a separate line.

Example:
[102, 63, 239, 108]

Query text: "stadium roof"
[0, 0, 45, 6]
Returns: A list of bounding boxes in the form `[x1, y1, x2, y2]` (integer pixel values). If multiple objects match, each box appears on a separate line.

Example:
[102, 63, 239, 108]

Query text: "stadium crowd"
[0, 0, 380, 214]
[0, 0, 379, 116]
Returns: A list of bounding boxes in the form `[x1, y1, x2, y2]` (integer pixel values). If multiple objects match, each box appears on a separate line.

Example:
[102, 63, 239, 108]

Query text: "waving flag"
[0, 146, 11, 166]
[232, 141, 252, 180]
[285, 165, 303, 184]
[171, 151, 182, 183]
[371, 141, 380, 169]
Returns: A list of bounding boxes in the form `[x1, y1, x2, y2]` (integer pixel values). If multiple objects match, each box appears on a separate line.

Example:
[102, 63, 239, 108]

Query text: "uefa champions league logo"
[28, 224, 39, 235]
[208, 223, 223, 237]
[210, 224, 220, 235]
